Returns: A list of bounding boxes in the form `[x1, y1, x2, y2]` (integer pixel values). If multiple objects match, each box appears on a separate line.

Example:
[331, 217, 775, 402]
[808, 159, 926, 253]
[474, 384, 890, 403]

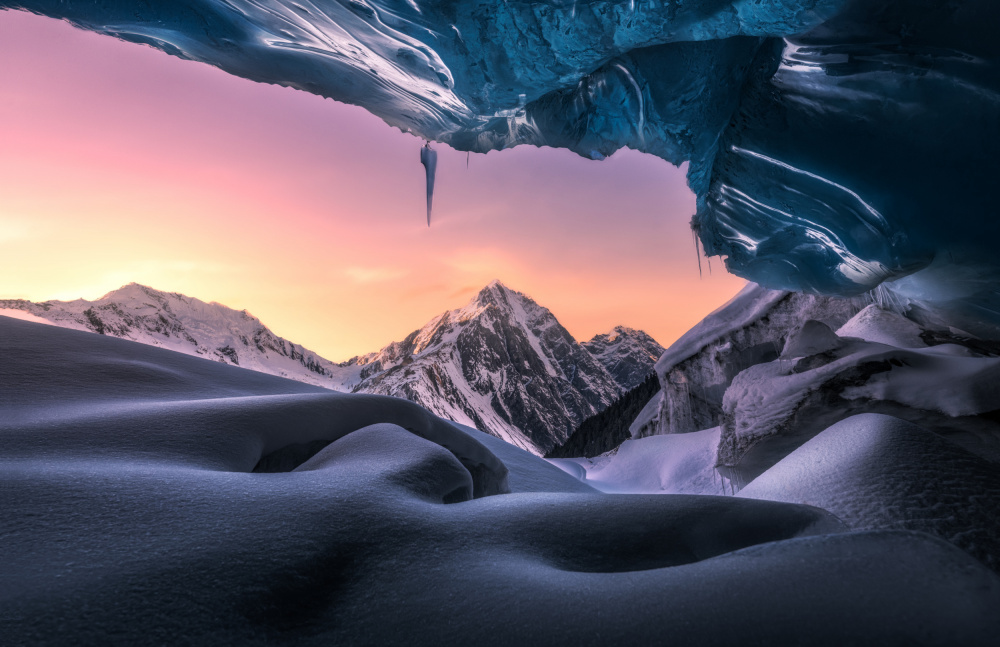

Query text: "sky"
[0, 10, 744, 361]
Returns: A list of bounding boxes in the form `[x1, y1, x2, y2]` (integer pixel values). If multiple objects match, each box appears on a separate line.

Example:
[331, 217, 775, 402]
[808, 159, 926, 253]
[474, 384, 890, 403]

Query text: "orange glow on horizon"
[0, 10, 744, 361]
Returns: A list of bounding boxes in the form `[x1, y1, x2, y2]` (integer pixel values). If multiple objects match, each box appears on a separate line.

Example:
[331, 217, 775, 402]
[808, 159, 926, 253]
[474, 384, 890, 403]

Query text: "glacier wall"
[5, 0, 999, 305]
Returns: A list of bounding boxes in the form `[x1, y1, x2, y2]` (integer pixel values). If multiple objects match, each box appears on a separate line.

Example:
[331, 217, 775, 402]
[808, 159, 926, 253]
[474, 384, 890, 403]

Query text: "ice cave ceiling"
[4, 1, 999, 317]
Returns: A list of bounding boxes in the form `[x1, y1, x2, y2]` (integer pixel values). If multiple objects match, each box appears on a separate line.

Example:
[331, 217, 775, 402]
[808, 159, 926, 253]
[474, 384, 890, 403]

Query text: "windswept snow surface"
[739, 414, 1000, 572]
[4, 315, 1000, 644]
[6, 2, 999, 309]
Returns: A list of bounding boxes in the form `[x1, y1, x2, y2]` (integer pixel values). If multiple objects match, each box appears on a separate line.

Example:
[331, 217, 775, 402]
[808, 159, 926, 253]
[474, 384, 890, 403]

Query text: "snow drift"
[739, 414, 1000, 572]
[5, 313, 1000, 643]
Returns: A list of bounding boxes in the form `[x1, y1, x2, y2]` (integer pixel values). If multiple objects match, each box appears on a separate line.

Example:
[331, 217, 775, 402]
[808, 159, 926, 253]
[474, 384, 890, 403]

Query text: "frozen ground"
[4, 313, 1000, 644]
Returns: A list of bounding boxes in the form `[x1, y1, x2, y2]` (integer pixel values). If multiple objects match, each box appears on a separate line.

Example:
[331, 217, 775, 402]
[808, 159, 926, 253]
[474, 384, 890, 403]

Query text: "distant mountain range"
[0, 281, 663, 454]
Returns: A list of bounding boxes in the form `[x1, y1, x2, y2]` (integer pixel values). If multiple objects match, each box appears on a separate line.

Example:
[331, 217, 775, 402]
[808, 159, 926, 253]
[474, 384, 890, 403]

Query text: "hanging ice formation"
[10, 0, 999, 330]
[420, 142, 437, 227]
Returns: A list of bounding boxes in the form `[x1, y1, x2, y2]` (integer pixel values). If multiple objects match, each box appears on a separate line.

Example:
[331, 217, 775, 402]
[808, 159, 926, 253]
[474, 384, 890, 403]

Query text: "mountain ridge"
[0, 280, 662, 454]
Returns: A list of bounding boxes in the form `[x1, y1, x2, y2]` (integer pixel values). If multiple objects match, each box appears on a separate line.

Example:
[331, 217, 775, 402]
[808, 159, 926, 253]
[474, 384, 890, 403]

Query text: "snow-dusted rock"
[633, 283, 858, 438]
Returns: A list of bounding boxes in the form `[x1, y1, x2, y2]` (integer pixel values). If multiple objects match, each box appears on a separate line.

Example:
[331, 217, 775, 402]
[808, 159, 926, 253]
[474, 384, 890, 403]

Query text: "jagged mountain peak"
[352, 280, 624, 454]
[592, 325, 643, 342]
[464, 280, 536, 314]
[581, 325, 666, 392]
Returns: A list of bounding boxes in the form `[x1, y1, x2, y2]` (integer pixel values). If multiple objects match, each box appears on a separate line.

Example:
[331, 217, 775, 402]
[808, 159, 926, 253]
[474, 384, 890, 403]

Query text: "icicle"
[707, 255, 712, 275]
[693, 230, 703, 278]
[466, 151, 470, 168]
[420, 142, 438, 227]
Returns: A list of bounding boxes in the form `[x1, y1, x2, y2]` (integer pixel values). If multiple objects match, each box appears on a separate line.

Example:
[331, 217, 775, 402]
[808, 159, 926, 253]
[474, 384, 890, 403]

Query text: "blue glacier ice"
[5, 0, 999, 323]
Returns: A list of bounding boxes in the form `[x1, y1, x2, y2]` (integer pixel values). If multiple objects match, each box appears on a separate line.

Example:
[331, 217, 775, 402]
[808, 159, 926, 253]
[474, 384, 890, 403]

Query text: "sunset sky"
[0, 10, 744, 361]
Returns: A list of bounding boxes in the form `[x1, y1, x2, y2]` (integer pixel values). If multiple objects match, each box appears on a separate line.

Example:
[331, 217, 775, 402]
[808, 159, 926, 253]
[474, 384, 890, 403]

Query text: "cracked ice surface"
[4, 1, 999, 305]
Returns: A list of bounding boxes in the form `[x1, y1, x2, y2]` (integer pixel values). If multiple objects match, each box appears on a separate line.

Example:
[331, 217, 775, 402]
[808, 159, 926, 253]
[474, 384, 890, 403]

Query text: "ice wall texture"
[5, 1, 998, 301]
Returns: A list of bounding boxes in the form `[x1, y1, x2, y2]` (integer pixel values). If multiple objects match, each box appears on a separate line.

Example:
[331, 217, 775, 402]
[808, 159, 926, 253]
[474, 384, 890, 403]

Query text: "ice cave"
[2, 0, 1000, 644]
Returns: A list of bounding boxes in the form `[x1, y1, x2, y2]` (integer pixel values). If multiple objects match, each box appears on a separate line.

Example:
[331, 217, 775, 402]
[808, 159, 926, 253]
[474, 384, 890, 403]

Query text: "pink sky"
[0, 10, 743, 361]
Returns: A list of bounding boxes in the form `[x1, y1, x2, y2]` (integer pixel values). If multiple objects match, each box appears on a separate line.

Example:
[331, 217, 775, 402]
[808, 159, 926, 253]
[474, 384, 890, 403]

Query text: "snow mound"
[6, 315, 1000, 642]
[740, 414, 1000, 571]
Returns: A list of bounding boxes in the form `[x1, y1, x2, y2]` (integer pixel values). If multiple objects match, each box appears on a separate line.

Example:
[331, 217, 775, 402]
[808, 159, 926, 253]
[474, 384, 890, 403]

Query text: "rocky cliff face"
[348, 281, 623, 454]
[631, 284, 860, 438]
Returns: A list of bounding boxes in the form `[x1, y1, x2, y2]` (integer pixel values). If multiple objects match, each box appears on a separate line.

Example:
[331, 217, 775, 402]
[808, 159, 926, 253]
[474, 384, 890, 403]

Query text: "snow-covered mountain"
[345, 281, 624, 454]
[580, 326, 664, 391]
[2, 281, 659, 455]
[0, 284, 364, 389]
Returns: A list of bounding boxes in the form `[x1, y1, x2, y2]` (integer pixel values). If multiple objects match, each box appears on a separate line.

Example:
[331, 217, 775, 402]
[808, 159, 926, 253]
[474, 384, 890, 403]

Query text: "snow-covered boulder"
[719, 307, 1000, 483]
